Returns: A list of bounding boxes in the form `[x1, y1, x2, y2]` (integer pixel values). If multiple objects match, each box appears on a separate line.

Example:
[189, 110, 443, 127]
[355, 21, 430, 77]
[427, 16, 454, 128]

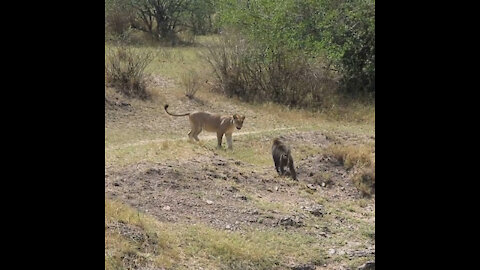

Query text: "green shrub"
[216, 0, 375, 95]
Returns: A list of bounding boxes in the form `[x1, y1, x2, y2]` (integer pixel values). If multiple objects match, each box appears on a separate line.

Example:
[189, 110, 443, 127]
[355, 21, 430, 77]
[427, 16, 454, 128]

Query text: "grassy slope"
[105, 37, 375, 270]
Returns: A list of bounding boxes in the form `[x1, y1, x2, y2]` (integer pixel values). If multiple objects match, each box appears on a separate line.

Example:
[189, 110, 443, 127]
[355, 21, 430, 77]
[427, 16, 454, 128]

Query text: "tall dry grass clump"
[325, 143, 375, 196]
[105, 46, 154, 99]
[180, 69, 202, 99]
[201, 33, 339, 109]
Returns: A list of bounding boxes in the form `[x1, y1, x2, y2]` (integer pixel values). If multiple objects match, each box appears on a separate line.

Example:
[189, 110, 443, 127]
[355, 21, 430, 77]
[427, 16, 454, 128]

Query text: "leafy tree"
[128, 0, 190, 41]
[187, 0, 216, 35]
[216, 0, 375, 94]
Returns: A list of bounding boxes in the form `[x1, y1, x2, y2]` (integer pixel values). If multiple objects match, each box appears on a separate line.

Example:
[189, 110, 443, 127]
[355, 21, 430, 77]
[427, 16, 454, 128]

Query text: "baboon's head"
[233, 114, 246, 130]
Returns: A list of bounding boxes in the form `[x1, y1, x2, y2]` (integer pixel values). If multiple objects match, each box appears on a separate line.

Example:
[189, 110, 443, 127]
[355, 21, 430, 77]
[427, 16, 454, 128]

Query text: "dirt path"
[106, 127, 298, 151]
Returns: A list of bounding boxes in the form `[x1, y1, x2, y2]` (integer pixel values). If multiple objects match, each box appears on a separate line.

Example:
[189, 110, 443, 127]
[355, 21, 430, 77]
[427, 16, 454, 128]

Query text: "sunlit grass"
[105, 198, 328, 270]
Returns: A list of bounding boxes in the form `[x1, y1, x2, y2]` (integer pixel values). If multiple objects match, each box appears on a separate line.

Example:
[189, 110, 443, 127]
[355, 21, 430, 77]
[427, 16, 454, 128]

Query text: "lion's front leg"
[225, 132, 233, 150]
[217, 132, 224, 149]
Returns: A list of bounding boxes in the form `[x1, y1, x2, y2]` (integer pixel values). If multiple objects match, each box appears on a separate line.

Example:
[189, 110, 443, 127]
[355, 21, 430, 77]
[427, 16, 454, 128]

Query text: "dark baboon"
[271, 138, 297, 180]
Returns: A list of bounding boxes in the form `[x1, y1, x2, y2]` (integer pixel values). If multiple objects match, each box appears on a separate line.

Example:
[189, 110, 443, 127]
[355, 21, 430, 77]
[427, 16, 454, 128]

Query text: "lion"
[164, 104, 245, 149]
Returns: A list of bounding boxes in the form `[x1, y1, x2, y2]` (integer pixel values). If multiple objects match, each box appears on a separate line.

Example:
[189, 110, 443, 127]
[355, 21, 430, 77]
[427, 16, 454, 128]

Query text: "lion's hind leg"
[188, 129, 195, 142]
[193, 127, 202, 141]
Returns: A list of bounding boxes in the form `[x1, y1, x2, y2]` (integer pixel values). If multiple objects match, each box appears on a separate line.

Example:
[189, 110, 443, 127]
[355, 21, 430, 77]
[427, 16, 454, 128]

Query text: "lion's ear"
[233, 114, 238, 120]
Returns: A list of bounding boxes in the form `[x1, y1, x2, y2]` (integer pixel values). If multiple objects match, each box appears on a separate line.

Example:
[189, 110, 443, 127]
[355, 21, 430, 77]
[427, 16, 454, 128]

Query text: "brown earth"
[105, 77, 375, 270]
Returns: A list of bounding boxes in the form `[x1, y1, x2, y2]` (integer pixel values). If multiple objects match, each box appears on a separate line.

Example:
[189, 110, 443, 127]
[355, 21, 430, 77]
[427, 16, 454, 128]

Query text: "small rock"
[321, 182, 326, 187]
[206, 200, 213, 205]
[309, 208, 323, 217]
[162, 206, 171, 211]
[278, 216, 304, 227]
[291, 264, 315, 270]
[227, 186, 239, 192]
[275, 186, 279, 191]
[328, 248, 336, 255]
[225, 224, 231, 230]
[357, 261, 375, 270]
[306, 205, 324, 217]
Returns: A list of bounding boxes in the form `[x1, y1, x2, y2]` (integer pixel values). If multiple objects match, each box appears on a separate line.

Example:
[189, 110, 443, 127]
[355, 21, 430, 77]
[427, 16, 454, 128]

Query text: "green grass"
[105, 199, 180, 269]
[106, 198, 328, 270]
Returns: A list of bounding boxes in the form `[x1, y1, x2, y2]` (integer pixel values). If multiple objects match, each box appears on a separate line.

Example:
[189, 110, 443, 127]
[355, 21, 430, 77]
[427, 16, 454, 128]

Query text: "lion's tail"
[164, 104, 190, 117]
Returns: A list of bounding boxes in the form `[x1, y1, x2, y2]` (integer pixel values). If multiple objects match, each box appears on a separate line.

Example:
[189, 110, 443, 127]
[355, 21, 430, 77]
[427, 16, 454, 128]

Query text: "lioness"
[164, 104, 245, 149]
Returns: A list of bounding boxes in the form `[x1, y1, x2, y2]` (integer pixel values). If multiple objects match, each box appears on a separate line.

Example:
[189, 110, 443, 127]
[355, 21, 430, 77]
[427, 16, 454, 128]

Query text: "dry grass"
[181, 70, 201, 99]
[325, 144, 374, 170]
[324, 143, 375, 196]
[105, 46, 154, 99]
[105, 199, 180, 269]
[352, 166, 375, 197]
[106, 198, 329, 270]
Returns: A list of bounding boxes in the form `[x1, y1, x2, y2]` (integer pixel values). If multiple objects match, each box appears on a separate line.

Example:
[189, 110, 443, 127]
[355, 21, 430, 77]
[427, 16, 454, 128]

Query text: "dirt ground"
[105, 79, 375, 270]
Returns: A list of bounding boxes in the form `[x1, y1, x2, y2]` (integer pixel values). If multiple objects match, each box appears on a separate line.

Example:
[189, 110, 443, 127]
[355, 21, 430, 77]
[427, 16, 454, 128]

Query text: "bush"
[215, 0, 375, 95]
[202, 33, 339, 109]
[324, 143, 375, 196]
[353, 166, 375, 197]
[105, 46, 154, 99]
[181, 69, 202, 99]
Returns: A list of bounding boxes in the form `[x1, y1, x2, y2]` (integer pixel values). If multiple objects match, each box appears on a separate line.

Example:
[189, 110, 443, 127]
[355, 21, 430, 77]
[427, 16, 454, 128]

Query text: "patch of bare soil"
[106, 153, 282, 230]
[105, 131, 369, 233]
[297, 155, 362, 200]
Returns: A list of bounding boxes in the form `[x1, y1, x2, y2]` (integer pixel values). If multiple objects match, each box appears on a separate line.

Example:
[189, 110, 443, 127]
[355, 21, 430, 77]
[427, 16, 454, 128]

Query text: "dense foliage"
[215, 0, 375, 95]
[105, 0, 375, 100]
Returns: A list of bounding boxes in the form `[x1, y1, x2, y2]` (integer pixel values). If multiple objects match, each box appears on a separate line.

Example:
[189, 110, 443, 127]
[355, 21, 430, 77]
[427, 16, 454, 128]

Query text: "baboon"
[272, 138, 297, 180]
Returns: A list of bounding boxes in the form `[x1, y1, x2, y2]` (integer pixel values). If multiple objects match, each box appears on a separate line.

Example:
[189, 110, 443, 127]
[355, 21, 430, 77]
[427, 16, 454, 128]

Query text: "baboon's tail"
[164, 104, 190, 117]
